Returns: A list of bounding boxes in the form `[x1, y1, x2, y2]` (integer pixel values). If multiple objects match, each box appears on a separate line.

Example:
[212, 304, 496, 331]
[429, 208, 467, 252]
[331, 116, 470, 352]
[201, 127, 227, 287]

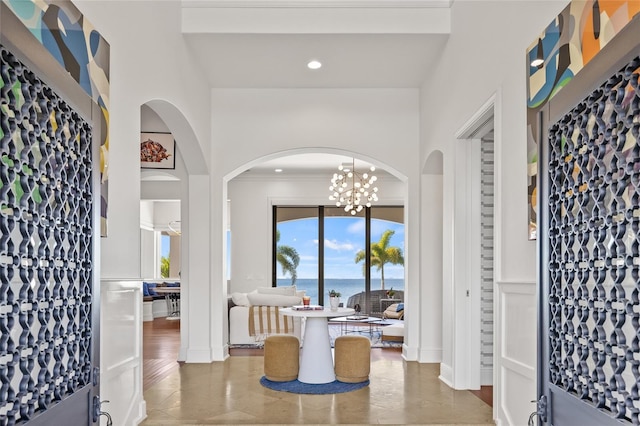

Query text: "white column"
[419, 172, 443, 362]
[403, 172, 421, 361]
[211, 172, 229, 361]
[184, 174, 213, 362]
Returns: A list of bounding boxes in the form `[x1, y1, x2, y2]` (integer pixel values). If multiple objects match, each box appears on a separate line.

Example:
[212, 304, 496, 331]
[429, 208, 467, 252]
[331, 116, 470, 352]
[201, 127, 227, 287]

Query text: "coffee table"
[329, 315, 391, 336]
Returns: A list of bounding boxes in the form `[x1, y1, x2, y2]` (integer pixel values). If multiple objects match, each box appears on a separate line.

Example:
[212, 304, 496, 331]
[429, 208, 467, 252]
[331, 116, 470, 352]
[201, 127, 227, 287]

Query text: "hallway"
[141, 339, 493, 424]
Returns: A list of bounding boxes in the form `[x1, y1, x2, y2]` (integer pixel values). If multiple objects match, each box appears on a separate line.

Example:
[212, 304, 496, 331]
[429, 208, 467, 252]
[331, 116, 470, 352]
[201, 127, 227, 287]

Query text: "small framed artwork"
[140, 132, 175, 169]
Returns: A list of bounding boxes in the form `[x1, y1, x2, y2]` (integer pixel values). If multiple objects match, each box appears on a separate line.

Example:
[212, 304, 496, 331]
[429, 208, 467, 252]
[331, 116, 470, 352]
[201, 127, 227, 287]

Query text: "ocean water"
[278, 278, 404, 305]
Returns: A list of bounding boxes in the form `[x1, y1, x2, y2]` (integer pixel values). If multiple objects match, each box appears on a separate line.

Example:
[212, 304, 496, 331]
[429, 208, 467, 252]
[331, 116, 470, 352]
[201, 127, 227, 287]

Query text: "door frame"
[449, 96, 496, 391]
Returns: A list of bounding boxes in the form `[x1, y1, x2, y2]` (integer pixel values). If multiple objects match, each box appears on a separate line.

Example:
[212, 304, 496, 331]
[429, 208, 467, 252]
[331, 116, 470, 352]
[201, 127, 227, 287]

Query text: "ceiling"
[181, 0, 452, 89]
[244, 153, 385, 176]
[184, 33, 449, 89]
[178, 1, 453, 176]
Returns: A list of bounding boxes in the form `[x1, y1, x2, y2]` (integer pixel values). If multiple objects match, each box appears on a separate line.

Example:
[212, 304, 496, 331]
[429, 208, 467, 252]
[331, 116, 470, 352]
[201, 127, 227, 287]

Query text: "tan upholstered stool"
[264, 335, 300, 382]
[334, 335, 371, 383]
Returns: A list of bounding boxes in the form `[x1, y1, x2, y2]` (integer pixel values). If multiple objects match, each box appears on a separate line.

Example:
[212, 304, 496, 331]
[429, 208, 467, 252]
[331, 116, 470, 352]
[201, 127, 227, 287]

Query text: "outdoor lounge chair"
[382, 303, 404, 320]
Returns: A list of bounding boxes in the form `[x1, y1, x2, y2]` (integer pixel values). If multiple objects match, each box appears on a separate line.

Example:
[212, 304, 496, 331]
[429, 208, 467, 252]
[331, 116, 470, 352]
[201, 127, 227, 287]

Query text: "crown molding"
[182, 0, 453, 8]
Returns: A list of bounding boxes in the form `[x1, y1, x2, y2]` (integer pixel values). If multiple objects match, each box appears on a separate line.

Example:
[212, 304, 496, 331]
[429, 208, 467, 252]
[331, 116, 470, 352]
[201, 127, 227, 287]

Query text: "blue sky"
[278, 216, 405, 280]
[161, 234, 170, 258]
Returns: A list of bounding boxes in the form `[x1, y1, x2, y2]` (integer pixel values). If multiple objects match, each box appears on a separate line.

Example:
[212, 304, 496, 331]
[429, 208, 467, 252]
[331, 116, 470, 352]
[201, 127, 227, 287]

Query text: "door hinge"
[93, 366, 100, 386]
[528, 395, 548, 425]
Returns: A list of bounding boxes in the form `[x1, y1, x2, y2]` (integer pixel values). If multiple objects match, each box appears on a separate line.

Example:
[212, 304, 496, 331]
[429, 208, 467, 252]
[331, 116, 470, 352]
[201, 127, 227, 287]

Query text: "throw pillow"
[147, 283, 158, 296]
[396, 303, 404, 312]
[231, 292, 250, 306]
[256, 285, 296, 296]
[247, 292, 301, 307]
[142, 282, 151, 297]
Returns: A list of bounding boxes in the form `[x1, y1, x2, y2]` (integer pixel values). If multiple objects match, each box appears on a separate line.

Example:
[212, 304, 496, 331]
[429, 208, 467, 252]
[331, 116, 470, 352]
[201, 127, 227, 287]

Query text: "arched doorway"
[137, 101, 209, 383]
[223, 150, 412, 352]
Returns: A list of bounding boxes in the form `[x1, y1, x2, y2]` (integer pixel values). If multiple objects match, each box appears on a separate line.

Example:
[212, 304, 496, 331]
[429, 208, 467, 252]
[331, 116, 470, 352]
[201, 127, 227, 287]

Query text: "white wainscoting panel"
[495, 280, 536, 426]
[100, 280, 145, 425]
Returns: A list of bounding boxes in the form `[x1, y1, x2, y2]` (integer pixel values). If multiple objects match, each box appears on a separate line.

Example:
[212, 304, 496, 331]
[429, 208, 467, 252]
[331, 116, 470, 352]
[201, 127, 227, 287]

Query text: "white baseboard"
[439, 362, 453, 387]
[403, 344, 418, 361]
[185, 347, 214, 363]
[213, 344, 230, 361]
[134, 400, 147, 425]
[178, 346, 187, 362]
[142, 302, 153, 322]
[418, 348, 442, 363]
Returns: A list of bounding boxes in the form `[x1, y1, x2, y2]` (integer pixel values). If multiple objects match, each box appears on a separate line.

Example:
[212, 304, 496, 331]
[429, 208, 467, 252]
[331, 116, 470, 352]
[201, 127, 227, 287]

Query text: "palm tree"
[160, 256, 170, 278]
[276, 230, 300, 284]
[354, 229, 404, 289]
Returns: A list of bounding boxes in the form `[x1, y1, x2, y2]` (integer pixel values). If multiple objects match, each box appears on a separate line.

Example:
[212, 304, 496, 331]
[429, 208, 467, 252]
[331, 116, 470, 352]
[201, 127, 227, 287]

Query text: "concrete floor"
[141, 352, 494, 425]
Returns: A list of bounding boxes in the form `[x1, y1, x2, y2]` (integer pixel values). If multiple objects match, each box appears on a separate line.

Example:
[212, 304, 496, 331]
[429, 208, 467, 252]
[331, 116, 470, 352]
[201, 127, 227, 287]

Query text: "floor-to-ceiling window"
[323, 207, 366, 307]
[274, 206, 404, 315]
[274, 207, 320, 300]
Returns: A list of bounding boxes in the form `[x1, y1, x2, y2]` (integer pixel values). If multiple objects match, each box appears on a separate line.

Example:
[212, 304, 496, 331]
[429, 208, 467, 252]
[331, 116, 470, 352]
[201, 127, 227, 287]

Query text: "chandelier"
[329, 159, 379, 215]
[168, 220, 181, 235]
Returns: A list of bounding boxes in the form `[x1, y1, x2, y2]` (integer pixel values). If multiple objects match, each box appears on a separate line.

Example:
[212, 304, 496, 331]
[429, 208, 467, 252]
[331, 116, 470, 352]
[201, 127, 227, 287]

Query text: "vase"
[329, 296, 340, 311]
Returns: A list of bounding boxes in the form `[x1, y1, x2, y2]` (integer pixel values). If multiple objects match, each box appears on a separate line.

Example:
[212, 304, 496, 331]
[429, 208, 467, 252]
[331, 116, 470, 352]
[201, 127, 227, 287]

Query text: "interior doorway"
[139, 104, 184, 387]
[451, 99, 495, 393]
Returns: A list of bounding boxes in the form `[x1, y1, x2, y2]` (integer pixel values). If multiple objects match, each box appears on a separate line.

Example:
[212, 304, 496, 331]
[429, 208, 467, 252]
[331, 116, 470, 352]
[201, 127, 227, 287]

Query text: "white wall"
[212, 89, 419, 176]
[419, 1, 565, 424]
[228, 174, 405, 294]
[139, 201, 182, 279]
[214, 88, 424, 359]
[140, 200, 154, 228]
[140, 229, 156, 278]
[420, 172, 443, 363]
[153, 201, 181, 228]
[72, 1, 212, 422]
[75, 1, 211, 278]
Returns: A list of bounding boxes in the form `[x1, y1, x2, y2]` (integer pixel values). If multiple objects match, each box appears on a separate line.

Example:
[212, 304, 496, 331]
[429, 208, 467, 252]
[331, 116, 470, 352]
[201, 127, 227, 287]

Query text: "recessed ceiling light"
[307, 60, 322, 70]
[275, 168, 283, 173]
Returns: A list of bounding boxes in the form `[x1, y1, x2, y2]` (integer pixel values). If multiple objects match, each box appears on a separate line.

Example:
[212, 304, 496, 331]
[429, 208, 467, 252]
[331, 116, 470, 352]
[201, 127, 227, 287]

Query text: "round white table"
[281, 307, 355, 384]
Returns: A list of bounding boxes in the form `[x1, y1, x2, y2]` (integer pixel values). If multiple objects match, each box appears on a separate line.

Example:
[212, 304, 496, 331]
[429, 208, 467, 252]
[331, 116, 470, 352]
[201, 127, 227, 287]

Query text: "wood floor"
[142, 318, 493, 407]
[143, 317, 181, 390]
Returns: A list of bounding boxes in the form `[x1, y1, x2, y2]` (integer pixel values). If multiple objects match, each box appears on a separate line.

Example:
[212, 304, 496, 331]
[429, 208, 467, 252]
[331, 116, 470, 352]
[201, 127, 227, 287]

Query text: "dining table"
[153, 286, 181, 320]
[280, 306, 355, 384]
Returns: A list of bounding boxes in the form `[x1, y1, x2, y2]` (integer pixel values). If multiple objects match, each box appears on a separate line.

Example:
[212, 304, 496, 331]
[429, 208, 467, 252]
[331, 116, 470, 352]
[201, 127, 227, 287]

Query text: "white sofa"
[229, 305, 302, 345]
[381, 320, 404, 342]
[228, 286, 304, 345]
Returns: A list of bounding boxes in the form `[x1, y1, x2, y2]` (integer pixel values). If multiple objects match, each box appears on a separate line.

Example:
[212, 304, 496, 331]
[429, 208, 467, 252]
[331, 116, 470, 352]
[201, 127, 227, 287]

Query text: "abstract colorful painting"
[3, 0, 110, 236]
[526, 0, 640, 240]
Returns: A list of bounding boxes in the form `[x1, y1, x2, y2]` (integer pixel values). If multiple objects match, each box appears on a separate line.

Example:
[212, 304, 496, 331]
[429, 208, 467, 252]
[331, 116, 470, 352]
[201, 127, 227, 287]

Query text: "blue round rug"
[260, 376, 369, 394]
